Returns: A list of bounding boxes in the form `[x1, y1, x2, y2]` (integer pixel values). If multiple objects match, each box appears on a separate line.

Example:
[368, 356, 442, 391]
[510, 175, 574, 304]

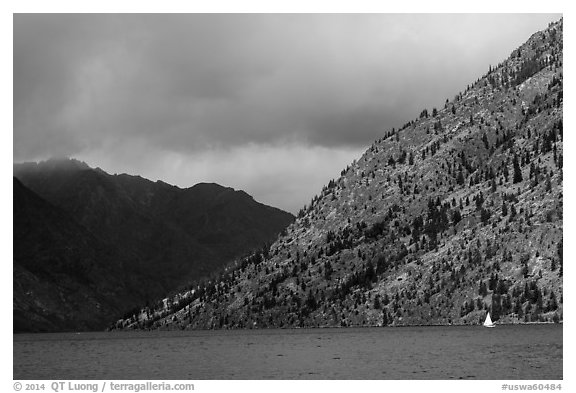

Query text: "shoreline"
[13, 320, 563, 335]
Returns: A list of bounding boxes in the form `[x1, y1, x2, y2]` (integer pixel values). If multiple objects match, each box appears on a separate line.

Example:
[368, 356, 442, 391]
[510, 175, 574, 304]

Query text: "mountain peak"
[13, 157, 90, 178]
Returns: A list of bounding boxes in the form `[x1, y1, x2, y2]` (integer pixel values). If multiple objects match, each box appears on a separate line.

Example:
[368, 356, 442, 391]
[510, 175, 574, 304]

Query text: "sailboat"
[483, 312, 495, 328]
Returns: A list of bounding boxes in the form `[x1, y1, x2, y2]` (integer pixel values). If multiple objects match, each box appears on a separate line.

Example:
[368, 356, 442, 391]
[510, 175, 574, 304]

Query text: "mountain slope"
[13, 162, 294, 331]
[120, 19, 563, 330]
[13, 178, 148, 332]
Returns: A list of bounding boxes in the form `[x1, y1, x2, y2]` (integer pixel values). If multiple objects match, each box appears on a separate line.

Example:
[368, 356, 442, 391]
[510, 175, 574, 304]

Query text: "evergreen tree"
[456, 170, 464, 186]
[513, 154, 523, 183]
[479, 280, 488, 297]
[546, 172, 552, 192]
[382, 308, 389, 326]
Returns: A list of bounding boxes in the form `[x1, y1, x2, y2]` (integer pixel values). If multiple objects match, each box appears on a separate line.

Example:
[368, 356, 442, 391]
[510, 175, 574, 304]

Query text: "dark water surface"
[14, 325, 562, 379]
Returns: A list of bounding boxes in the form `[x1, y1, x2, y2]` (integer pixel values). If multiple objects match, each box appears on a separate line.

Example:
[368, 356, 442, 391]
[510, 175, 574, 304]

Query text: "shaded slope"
[13, 178, 149, 332]
[13, 162, 294, 332]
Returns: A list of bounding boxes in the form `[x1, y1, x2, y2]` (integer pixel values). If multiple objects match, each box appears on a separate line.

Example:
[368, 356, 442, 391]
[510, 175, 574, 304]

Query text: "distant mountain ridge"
[118, 19, 563, 331]
[14, 177, 146, 332]
[13, 160, 294, 332]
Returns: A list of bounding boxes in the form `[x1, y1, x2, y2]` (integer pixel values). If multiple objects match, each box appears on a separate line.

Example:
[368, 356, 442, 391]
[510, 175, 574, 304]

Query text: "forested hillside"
[116, 19, 563, 331]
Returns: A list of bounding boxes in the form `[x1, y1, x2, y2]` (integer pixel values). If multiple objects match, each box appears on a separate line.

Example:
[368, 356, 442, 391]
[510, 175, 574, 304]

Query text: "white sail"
[483, 312, 495, 327]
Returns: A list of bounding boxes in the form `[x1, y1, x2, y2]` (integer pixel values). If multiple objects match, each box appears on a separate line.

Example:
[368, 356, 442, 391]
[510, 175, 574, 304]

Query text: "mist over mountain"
[118, 19, 563, 331]
[13, 160, 294, 332]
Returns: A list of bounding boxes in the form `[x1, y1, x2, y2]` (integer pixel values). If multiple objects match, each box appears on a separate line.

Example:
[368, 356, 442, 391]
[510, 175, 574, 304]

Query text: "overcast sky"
[13, 13, 560, 213]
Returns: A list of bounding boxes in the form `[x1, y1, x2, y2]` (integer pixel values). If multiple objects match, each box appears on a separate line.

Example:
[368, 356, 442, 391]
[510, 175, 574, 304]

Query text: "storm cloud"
[14, 13, 560, 212]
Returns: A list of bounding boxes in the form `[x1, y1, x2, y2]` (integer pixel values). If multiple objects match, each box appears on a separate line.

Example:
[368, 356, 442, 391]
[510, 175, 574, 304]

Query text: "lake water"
[14, 325, 562, 380]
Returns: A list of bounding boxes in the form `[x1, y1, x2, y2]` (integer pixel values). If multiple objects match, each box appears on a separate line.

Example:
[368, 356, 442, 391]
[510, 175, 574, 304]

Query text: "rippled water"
[14, 324, 562, 379]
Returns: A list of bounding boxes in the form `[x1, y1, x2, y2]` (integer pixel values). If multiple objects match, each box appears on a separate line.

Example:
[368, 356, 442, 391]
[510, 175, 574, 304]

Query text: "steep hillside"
[117, 19, 563, 330]
[13, 162, 294, 331]
[14, 178, 147, 332]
